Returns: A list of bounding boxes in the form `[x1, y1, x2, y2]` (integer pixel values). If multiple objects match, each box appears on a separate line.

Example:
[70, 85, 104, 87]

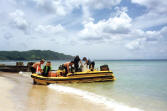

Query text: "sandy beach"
[0, 76, 15, 111]
[0, 72, 114, 111]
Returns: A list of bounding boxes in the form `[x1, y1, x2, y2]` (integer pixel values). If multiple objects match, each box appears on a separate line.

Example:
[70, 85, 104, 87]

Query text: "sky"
[0, 0, 167, 59]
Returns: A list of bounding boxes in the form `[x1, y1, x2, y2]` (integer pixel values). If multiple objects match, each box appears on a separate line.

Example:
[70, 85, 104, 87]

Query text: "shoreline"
[0, 72, 112, 111]
[0, 72, 128, 111]
[0, 72, 144, 111]
[0, 71, 166, 111]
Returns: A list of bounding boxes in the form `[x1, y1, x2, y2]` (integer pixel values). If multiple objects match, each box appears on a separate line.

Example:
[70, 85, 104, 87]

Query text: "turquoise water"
[95, 60, 167, 111]
[53, 60, 167, 111]
[1, 60, 167, 111]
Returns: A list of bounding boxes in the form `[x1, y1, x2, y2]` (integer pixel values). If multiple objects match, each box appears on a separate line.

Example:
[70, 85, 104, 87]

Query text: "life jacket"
[42, 66, 51, 76]
[36, 64, 41, 74]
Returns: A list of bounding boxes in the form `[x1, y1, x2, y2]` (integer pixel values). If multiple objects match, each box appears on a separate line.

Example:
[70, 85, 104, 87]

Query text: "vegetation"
[0, 50, 74, 60]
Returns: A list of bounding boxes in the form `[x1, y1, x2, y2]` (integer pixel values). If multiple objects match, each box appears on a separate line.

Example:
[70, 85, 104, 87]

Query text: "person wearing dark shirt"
[42, 61, 51, 77]
[83, 57, 95, 71]
[74, 55, 82, 72]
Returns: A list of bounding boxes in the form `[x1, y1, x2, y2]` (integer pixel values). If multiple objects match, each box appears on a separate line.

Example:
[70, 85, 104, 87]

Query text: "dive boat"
[31, 70, 116, 85]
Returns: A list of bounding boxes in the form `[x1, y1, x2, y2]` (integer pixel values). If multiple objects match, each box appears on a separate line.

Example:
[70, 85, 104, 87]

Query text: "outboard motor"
[100, 65, 109, 71]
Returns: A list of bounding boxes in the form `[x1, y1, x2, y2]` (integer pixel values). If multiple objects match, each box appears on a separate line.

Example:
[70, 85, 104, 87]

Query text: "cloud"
[31, 0, 121, 16]
[33, 0, 69, 16]
[131, 0, 167, 13]
[125, 26, 167, 50]
[9, 9, 29, 33]
[131, 0, 167, 29]
[32, 0, 79, 16]
[82, 0, 122, 10]
[77, 6, 167, 52]
[4, 33, 13, 40]
[35, 24, 65, 34]
[125, 38, 146, 50]
[1, 0, 167, 59]
[79, 7, 131, 41]
[159, 26, 167, 37]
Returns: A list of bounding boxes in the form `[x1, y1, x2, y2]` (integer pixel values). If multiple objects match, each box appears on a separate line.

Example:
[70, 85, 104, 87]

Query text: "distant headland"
[0, 50, 74, 60]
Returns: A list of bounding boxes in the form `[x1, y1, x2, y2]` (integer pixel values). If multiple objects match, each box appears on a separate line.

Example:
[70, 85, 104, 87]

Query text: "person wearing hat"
[31, 59, 45, 74]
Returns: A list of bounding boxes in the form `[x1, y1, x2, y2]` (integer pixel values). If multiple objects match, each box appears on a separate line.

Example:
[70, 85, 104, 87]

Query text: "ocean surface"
[0, 60, 167, 111]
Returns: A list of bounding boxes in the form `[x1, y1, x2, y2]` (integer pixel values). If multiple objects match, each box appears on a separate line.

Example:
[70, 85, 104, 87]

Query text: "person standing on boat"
[31, 59, 45, 74]
[83, 57, 95, 71]
[63, 61, 74, 76]
[74, 55, 82, 72]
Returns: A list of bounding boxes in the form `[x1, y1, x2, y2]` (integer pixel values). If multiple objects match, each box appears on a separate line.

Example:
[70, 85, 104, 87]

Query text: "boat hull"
[31, 71, 116, 85]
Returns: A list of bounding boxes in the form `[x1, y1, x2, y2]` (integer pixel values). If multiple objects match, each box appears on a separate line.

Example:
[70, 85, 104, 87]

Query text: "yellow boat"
[31, 70, 116, 85]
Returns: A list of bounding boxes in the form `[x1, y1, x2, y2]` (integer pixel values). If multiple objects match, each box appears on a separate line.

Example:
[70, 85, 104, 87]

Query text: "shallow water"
[0, 60, 167, 111]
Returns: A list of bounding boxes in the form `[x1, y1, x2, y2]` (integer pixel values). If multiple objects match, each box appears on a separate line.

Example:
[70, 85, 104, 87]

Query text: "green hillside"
[0, 50, 74, 60]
